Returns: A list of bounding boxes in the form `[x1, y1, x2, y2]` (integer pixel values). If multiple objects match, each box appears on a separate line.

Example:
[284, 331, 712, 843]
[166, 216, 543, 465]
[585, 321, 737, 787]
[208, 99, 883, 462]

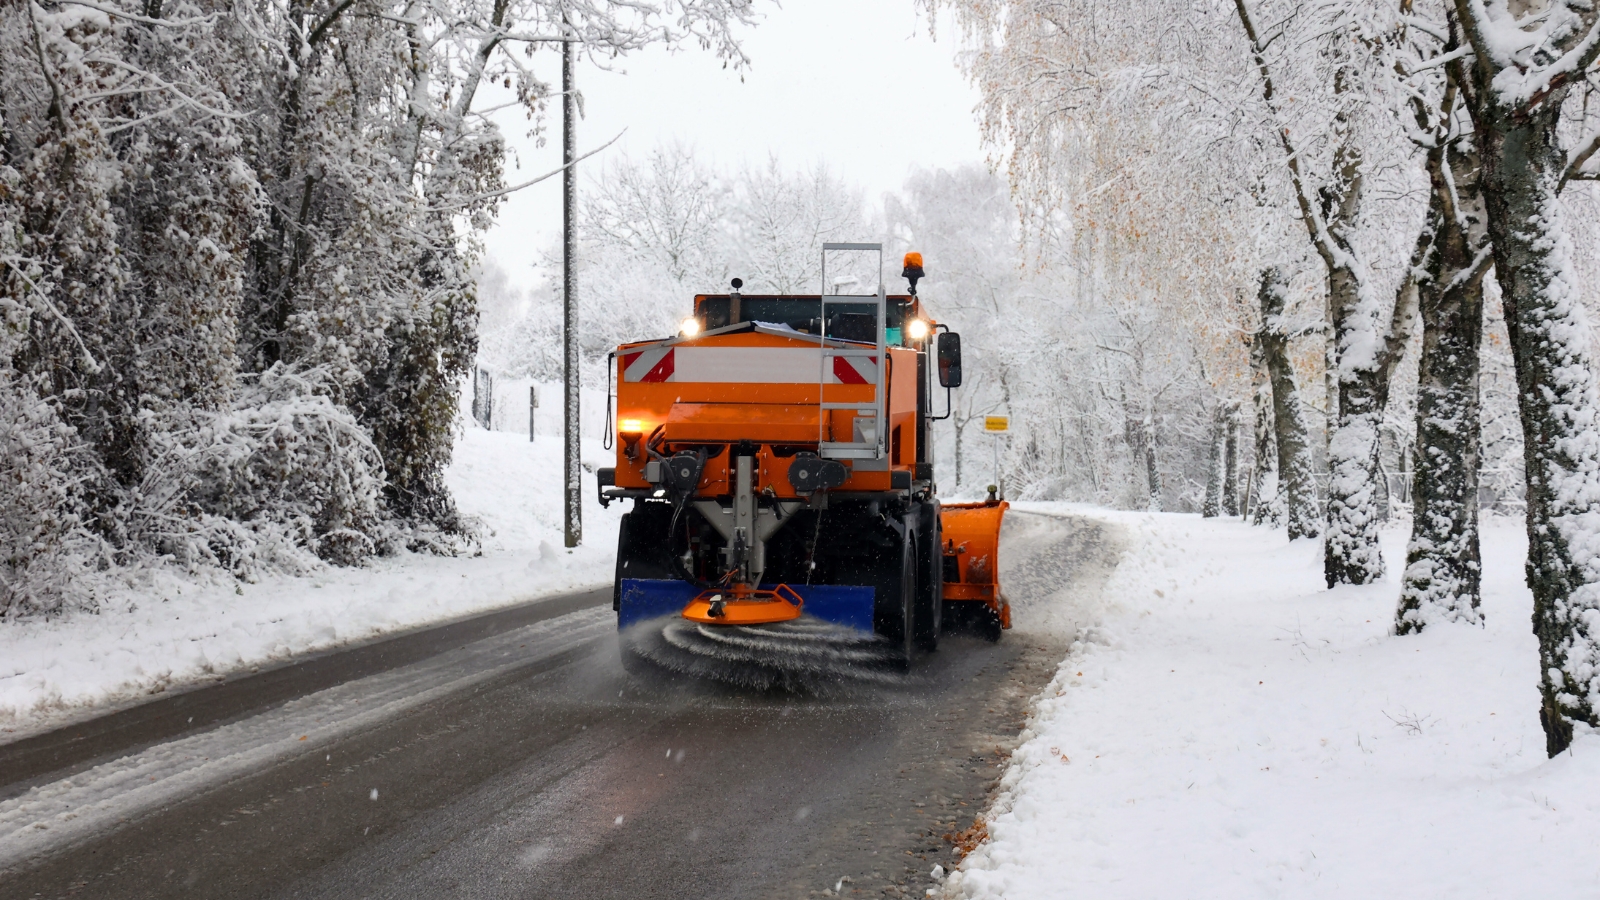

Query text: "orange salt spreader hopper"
[599, 245, 1012, 667]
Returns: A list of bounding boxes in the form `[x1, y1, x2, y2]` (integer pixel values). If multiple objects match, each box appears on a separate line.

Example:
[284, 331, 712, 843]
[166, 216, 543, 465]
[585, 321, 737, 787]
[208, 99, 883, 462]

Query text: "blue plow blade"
[617, 579, 877, 632]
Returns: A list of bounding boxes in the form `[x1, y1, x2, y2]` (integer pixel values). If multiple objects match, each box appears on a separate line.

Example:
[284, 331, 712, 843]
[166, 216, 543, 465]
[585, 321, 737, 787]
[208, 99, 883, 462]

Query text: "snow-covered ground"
[949, 505, 1599, 899]
[10, 449, 1592, 897]
[0, 427, 623, 739]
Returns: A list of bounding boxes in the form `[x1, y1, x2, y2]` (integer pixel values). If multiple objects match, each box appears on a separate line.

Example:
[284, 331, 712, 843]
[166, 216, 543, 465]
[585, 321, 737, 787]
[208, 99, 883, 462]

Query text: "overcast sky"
[480, 0, 988, 289]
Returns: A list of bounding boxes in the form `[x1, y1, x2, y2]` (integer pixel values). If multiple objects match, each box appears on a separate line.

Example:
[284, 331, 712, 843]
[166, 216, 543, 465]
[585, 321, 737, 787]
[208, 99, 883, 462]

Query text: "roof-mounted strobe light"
[902, 252, 925, 295]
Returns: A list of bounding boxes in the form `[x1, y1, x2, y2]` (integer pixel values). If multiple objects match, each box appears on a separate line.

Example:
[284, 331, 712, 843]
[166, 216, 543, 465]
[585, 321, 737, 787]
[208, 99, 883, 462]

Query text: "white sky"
[479, 0, 988, 291]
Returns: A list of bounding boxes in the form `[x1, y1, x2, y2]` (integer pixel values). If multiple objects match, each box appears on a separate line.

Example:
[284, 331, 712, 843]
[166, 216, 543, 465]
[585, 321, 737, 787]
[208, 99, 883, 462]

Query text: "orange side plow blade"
[681, 583, 805, 626]
[940, 500, 1011, 627]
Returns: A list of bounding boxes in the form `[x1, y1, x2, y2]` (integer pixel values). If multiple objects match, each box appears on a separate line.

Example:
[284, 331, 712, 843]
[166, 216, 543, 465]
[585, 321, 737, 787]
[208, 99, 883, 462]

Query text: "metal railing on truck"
[818, 242, 886, 462]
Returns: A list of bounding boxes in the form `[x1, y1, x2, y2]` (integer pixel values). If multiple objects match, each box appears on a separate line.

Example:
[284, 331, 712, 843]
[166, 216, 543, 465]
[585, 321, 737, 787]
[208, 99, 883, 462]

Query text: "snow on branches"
[1448, 0, 1600, 753]
[931, 0, 1600, 754]
[0, 0, 756, 615]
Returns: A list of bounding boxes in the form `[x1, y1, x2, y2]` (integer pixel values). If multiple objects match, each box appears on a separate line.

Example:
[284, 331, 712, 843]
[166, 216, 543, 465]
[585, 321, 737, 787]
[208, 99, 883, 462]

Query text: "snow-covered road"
[0, 512, 1110, 899]
[948, 507, 1600, 899]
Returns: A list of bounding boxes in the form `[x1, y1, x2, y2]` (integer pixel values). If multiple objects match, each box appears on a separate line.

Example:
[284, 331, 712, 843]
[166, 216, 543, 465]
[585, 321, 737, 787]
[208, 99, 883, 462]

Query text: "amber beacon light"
[901, 252, 925, 296]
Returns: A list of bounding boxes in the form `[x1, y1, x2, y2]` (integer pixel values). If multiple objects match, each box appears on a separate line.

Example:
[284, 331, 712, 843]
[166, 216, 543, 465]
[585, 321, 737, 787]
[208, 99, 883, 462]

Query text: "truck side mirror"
[937, 332, 962, 388]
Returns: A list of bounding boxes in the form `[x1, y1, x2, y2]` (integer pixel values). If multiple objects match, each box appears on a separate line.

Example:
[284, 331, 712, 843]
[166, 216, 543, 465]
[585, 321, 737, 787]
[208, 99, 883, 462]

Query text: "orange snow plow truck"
[597, 244, 1009, 666]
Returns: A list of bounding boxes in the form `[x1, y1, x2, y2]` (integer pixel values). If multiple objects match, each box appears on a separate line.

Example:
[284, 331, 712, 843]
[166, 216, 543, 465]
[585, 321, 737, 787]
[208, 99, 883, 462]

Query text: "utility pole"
[562, 24, 582, 548]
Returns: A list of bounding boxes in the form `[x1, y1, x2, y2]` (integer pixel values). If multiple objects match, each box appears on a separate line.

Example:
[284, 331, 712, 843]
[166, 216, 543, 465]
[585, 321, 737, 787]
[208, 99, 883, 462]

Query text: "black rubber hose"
[667, 497, 718, 591]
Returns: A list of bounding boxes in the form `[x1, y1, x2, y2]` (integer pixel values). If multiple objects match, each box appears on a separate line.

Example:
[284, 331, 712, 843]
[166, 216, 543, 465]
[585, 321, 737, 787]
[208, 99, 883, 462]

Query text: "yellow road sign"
[984, 416, 1009, 433]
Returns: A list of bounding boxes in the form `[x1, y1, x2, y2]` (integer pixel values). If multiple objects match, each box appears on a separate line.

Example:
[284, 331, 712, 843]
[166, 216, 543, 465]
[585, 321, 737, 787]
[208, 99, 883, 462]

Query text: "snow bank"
[0, 427, 623, 738]
[947, 507, 1600, 898]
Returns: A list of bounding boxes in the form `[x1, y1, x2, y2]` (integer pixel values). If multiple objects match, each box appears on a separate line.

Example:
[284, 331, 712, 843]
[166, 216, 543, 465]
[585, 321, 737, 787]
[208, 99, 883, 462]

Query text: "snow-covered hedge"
[0, 374, 92, 620]
[126, 366, 389, 578]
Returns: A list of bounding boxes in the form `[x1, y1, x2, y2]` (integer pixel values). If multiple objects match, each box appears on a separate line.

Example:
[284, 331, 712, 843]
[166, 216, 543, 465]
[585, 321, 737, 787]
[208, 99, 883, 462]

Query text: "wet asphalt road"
[0, 512, 1119, 900]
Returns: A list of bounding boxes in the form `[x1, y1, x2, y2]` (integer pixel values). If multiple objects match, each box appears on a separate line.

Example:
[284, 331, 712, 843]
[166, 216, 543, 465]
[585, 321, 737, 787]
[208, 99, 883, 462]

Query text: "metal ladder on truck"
[817, 242, 887, 464]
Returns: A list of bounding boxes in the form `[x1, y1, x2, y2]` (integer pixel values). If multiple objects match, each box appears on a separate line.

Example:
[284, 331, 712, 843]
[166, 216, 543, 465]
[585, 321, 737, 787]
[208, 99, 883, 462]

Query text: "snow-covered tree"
[585, 142, 729, 288]
[730, 158, 868, 293]
[1246, 357, 1286, 527]
[927, 0, 1373, 525]
[1229, 0, 1425, 586]
[0, 0, 759, 611]
[1447, 0, 1600, 754]
[1394, 11, 1493, 634]
[1256, 267, 1321, 539]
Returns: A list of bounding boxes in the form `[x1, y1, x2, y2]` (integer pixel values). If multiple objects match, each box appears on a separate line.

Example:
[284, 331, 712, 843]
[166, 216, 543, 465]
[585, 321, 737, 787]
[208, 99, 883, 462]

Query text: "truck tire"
[893, 541, 917, 669]
[613, 502, 676, 612]
[870, 527, 917, 670]
[913, 502, 941, 652]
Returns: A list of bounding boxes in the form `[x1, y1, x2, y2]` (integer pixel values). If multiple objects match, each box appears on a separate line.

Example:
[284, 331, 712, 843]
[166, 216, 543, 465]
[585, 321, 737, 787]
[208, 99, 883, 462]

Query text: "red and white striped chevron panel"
[621, 347, 878, 384]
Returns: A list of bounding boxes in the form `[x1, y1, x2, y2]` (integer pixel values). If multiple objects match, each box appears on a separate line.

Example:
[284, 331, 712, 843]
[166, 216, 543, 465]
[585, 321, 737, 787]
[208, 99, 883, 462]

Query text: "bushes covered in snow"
[125, 366, 390, 576]
[0, 0, 750, 617]
[0, 373, 92, 619]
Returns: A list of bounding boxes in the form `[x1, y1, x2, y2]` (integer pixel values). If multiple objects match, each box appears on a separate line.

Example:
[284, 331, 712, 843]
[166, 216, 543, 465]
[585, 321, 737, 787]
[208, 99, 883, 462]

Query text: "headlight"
[906, 318, 931, 341]
[679, 317, 702, 337]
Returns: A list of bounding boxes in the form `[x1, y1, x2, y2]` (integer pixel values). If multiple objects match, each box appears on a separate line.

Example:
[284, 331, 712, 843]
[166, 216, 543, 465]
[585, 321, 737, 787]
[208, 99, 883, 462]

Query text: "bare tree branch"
[428, 128, 626, 211]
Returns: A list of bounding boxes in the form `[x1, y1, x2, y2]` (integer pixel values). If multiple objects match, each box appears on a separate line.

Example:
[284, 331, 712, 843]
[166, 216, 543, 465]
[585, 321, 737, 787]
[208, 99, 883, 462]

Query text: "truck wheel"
[913, 503, 941, 652]
[895, 541, 917, 668]
[872, 530, 917, 670]
[613, 503, 676, 613]
[612, 516, 633, 611]
[940, 598, 961, 634]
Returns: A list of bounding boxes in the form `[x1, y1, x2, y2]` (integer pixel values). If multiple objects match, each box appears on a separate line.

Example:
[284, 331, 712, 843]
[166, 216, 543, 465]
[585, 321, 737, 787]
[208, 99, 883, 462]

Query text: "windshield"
[698, 296, 908, 344]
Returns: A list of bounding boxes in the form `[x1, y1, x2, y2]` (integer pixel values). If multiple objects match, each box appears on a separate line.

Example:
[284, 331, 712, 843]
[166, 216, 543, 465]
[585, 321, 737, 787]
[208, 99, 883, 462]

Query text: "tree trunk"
[1231, 0, 1388, 581]
[1203, 404, 1227, 518]
[1223, 403, 1241, 517]
[1323, 260, 1390, 585]
[1323, 299, 1339, 464]
[1375, 448, 1391, 523]
[1472, 91, 1600, 755]
[1249, 365, 1283, 527]
[1142, 414, 1161, 512]
[1372, 225, 1426, 530]
[1123, 406, 1161, 512]
[1397, 92, 1488, 635]
[1258, 267, 1320, 539]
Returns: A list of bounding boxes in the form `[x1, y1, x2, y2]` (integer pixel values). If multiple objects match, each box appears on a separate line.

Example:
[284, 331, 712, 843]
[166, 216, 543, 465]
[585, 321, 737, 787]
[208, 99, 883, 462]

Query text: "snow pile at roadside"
[947, 508, 1600, 898]
[0, 427, 622, 737]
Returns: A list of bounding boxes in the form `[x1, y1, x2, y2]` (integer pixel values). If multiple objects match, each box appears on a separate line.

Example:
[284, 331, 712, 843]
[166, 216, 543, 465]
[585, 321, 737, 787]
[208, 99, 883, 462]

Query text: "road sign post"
[984, 415, 1009, 500]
